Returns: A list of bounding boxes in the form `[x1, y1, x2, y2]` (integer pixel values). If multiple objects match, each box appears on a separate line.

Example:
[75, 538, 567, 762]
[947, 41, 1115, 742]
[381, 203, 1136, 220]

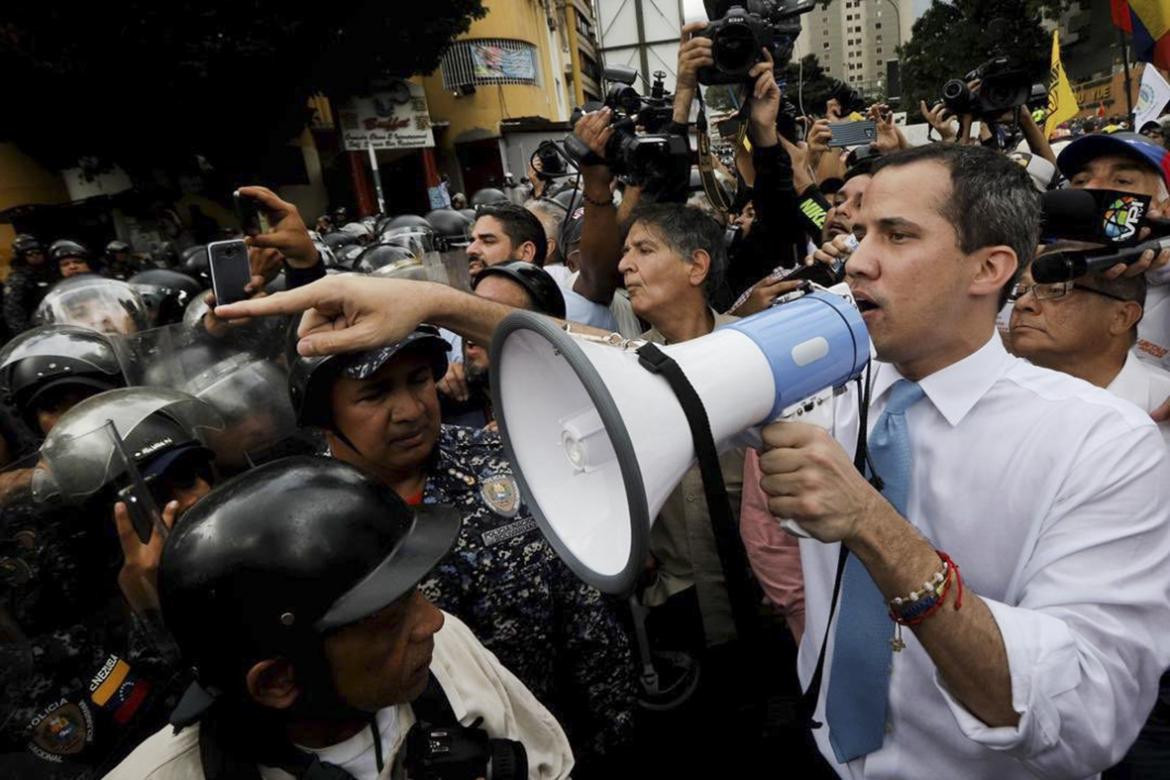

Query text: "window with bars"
[441, 39, 540, 90]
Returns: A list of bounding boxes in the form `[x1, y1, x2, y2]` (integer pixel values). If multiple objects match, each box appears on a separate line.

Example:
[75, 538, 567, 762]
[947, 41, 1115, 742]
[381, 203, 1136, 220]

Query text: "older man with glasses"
[1008, 264, 1170, 446]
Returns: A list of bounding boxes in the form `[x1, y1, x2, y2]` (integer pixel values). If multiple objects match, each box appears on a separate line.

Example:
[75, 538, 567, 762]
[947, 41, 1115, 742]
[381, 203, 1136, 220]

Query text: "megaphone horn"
[491, 287, 869, 594]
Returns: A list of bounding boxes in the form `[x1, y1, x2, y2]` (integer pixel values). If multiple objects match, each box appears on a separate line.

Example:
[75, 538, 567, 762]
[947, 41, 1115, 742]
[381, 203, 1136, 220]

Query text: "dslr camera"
[404, 719, 527, 780]
[940, 22, 1045, 120]
[564, 67, 689, 188]
[696, 0, 816, 85]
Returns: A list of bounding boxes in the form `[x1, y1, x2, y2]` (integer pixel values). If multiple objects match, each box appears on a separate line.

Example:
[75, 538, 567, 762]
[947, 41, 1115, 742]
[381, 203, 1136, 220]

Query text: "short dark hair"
[1088, 272, 1147, 345]
[474, 203, 548, 265]
[871, 144, 1041, 308]
[628, 202, 727, 300]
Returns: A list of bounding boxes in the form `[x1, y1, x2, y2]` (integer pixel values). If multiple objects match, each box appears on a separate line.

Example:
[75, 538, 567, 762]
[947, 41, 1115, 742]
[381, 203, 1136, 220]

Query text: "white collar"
[870, 334, 1014, 427]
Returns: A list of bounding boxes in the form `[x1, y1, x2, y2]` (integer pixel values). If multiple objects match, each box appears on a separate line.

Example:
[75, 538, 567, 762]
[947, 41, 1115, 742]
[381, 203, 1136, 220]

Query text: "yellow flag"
[1045, 30, 1079, 138]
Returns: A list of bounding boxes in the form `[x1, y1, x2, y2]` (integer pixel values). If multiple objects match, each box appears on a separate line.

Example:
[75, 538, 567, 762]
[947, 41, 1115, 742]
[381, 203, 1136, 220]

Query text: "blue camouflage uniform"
[417, 425, 636, 767]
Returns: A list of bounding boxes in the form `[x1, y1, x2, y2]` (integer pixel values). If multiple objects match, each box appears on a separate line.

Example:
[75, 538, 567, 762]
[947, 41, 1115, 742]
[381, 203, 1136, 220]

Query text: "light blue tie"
[825, 379, 925, 763]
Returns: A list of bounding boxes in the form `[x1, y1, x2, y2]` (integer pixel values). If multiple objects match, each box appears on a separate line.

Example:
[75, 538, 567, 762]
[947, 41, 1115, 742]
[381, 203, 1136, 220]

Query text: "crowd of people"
[1, 20, 1170, 780]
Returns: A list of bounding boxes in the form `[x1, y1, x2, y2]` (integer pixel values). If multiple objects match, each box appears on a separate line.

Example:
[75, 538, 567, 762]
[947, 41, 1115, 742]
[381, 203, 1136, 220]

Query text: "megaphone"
[490, 284, 870, 594]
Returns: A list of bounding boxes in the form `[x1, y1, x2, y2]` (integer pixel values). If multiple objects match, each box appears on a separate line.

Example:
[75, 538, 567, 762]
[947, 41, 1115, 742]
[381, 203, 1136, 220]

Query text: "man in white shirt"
[107, 457, 572, 780]
[749, 142, 1170, 778]
[1007, 264, 1170, 446]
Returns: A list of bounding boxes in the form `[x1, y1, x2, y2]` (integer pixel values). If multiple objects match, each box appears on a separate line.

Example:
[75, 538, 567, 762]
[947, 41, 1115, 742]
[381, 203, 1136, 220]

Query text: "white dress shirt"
[799, 334, 1170, 779]
[1107, 350, 1170, 447]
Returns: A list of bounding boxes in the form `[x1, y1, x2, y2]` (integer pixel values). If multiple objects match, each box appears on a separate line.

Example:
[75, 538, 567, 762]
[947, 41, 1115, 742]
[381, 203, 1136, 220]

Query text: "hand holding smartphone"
[207, 239, 252, 305]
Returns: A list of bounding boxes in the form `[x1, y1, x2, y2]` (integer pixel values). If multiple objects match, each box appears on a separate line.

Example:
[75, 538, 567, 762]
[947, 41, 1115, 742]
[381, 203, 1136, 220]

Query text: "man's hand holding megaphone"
[758, 419, 890, 545]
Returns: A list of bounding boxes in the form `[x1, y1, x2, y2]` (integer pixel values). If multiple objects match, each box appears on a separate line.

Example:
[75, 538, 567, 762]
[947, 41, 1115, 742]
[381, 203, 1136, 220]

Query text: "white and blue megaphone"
[490, 284, 870, 594]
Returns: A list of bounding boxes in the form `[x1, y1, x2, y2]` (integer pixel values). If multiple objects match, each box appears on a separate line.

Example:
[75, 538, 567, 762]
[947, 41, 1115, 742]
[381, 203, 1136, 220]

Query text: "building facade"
[792, 0, 911, 99]
[416, 0, 603, 201]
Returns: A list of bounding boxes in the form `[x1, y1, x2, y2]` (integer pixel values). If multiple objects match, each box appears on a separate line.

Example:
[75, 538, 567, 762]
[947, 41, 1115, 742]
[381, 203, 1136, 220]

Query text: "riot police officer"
[0, 388, 222, 777]
[3, 234, 57, 336]
[106, 456, 573, 779]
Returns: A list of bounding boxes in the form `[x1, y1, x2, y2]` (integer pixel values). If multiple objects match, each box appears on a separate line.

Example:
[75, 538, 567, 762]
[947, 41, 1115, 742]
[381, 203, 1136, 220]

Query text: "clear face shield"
[34, 276, 150, 336]
[33, 389, 224, 541]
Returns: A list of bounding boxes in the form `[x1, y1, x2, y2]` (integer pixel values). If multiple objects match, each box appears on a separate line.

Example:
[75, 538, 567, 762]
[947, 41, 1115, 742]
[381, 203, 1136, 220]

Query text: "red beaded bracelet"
[888, 552, 964, 652]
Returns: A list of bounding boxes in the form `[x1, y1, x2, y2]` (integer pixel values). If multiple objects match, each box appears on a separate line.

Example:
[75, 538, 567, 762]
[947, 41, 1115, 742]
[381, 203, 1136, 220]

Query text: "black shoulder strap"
[410, 672, 459, 726]
[798, 366, 875, 728]
[636, 342, 760, 641]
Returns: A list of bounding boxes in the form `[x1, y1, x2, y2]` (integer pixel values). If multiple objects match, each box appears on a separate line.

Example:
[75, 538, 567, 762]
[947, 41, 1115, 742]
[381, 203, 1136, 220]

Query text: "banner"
[471, 43, 537, 81]
[1045, 31, 1080, 138]
[338, 80, 435, 152]
[1135, 63, 1170, 132]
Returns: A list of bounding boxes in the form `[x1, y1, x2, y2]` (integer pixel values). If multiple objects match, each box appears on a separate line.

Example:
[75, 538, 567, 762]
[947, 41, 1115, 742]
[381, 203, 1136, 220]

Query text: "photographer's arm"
[570, 110, 624, 304]
[673, 23, 712, 124]
[1016, 107, 1056, 165]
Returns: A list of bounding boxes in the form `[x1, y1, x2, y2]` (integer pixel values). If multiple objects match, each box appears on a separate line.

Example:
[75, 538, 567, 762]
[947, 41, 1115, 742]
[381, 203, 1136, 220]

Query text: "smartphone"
[233, 190, 269, 236]
[828, 119, 877, 148]
[207, 239, 252, 305]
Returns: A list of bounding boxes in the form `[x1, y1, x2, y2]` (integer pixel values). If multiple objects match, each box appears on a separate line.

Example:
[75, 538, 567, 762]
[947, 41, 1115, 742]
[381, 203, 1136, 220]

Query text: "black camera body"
[564, 68, 689, 188]
[403, 721, 527, 780]
[941, 55, 1042, 120]
[696, 0, 816, 85]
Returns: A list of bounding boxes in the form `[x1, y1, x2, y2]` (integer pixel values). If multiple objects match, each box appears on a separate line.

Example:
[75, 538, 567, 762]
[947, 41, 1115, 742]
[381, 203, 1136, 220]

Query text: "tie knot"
[884, 379, 925, 415]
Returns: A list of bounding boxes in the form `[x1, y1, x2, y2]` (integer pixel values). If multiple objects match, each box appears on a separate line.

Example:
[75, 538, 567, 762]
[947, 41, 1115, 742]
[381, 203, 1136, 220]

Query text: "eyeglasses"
[1009, 281, 1132, 304]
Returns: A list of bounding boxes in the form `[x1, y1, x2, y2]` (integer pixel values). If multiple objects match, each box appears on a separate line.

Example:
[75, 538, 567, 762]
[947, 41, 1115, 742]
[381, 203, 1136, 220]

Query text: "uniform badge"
[480, 474, 520, 518]
[30, 700, 91, 758]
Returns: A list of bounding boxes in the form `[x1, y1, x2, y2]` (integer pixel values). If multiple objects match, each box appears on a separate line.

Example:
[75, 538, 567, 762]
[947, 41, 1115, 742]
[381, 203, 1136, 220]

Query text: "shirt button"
[685, 494, 695, 503]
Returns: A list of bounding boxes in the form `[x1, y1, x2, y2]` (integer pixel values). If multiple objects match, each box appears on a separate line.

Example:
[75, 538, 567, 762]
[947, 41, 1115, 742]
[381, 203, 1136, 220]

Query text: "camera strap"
[635, 342, 761, 642]
[798, 363, 875, 729]
[695, 89, 738, 221]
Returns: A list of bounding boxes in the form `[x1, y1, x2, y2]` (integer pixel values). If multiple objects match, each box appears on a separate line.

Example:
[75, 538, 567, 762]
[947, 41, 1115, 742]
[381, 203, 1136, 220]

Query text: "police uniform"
[0, 500, 187, 777]
[417, 425, 636, 767]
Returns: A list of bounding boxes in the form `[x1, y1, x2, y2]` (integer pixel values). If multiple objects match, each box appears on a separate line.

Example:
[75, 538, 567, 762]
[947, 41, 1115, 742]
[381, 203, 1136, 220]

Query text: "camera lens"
[713, 24, 758, 75]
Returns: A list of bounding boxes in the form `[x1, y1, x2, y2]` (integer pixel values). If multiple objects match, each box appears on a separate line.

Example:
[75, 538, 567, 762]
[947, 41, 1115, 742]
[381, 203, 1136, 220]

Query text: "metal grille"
[441, 38, 540, 90]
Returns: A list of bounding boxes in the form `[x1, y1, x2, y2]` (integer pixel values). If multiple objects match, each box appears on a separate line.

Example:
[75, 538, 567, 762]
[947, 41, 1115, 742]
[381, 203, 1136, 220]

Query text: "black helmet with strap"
[160, 455, 459, 693]
[473, 261, 566, 319]
[288, 325, 451, 430]
[0, 325, 126, 425]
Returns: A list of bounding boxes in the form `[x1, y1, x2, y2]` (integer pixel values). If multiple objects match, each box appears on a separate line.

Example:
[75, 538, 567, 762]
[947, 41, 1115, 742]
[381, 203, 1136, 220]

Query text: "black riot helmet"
[289, 325, 451, 429]
[0, 325, 126, 427]
[426, 209, 472, 244]
[180, 245, 211, 286]
[48, 239, 90, 263]
[473, 261, 566, 319]
[159, 456, 459, 692]
[470, 188, 508, 207]
[129, 269, 203, 326]
[36, 388, 222, 506]
[105, 240, 131, 256]
[384, 214, 432, 232]
[12, 234, 44, 262]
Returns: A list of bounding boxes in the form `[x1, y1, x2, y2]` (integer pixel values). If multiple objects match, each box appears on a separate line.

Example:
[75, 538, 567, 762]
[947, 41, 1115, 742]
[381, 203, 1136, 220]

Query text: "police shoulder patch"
[480, 473, 520, 518]
[29, 699, 93, 759]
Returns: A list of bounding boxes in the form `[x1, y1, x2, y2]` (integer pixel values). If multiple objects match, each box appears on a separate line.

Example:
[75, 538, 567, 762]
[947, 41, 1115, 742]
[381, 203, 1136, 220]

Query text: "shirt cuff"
[932, 598, 1081, 755]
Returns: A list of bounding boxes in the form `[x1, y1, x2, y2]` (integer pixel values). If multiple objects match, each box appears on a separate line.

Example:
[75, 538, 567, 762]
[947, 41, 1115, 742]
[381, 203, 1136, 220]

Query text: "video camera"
[940, 22, 1044, 120]
[695, 0, 817, 85]
[564, 67, 689, 188]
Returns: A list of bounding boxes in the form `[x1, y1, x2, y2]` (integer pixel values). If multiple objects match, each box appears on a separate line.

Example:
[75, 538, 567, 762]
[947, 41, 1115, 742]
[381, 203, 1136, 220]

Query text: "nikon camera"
[696, 0, 816, 85]
[403, 719, 527, 780]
